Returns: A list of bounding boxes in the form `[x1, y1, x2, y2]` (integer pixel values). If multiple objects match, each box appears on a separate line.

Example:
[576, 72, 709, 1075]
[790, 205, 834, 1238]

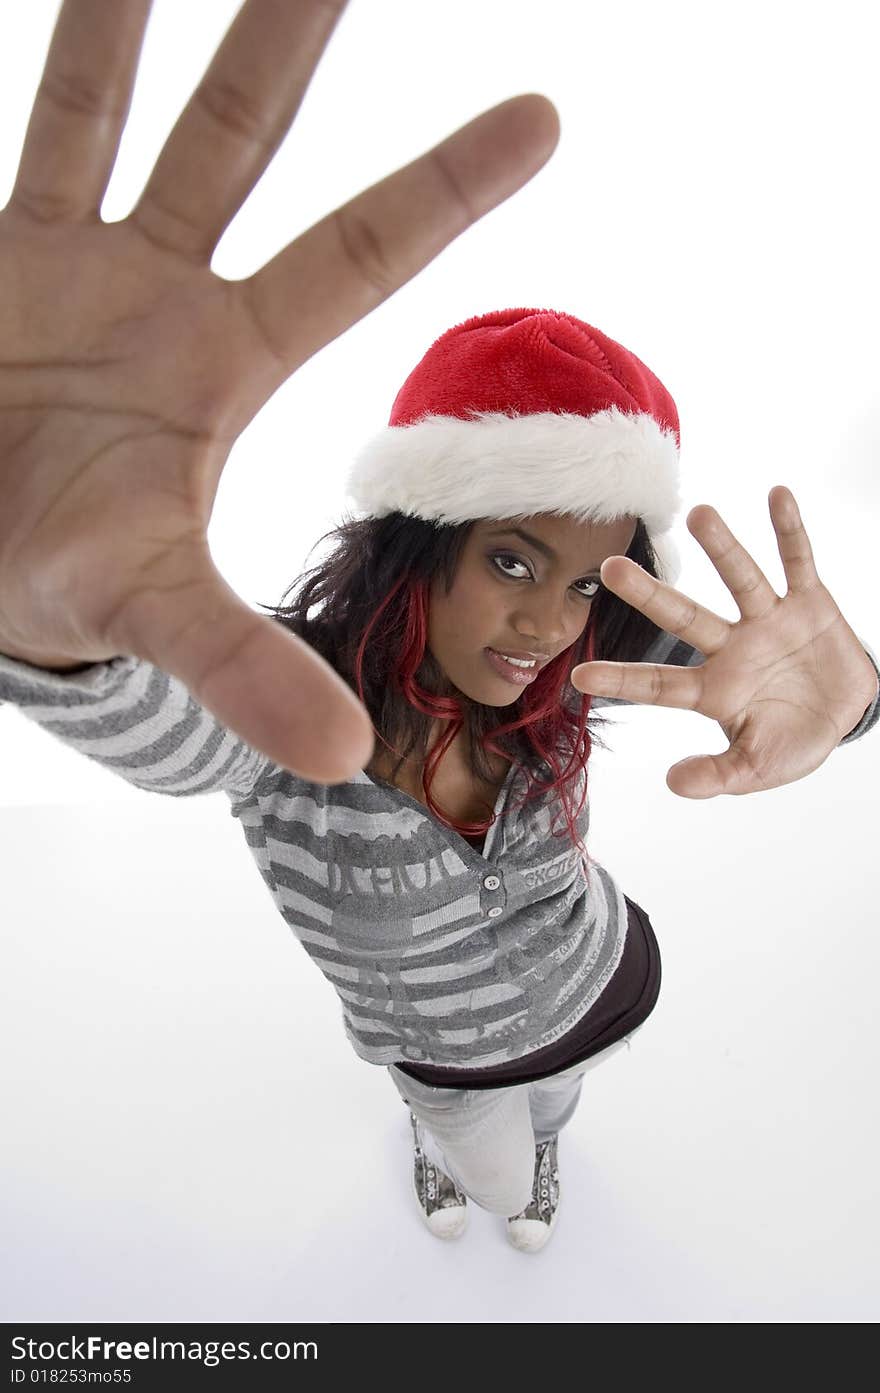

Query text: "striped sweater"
[2, 631, 878, 1073]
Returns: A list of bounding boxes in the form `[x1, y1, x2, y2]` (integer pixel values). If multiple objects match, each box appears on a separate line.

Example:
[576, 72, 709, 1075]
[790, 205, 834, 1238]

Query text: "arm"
[0, 651, 269, 805]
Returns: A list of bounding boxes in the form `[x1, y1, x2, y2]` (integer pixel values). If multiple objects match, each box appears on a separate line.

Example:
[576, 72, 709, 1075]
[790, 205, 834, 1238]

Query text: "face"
[427, 512, 638, 705]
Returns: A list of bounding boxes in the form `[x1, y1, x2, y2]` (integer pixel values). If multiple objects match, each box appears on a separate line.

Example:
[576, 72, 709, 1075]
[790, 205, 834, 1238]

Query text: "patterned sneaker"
[506, 1135, 560, 1252]
[409, 1111, 468, 1239]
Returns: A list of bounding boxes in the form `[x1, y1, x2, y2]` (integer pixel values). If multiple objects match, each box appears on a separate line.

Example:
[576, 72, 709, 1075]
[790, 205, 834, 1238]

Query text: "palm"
[0, 0, 559, 783]
[2, 217, 278, 435]
[0, 218, 274, 656]
[716, 595, 875, 789]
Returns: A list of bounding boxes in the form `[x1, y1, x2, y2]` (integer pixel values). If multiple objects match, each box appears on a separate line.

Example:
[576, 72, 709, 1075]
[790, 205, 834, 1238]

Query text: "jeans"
[387, 1022, 646, 1216]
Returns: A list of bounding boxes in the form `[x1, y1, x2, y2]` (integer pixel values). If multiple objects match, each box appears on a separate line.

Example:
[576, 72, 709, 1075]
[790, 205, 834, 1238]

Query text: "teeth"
[498, 653, 536, 668]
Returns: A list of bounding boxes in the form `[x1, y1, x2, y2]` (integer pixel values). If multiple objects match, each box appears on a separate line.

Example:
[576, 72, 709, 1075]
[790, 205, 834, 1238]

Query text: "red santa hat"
[346, 306, 683, 584]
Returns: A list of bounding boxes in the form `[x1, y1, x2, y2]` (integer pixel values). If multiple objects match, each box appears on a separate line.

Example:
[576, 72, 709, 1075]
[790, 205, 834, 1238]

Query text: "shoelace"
[511, 1137, 559, 1223]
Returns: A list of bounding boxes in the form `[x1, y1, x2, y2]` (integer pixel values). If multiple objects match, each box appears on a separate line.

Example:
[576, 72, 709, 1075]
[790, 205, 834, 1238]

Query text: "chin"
[454, 677, 521, 708]
[437, 654, 523, 708]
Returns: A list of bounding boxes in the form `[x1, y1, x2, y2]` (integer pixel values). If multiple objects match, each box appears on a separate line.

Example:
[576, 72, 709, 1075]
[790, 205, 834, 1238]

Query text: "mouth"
[484, 647, 544, 687]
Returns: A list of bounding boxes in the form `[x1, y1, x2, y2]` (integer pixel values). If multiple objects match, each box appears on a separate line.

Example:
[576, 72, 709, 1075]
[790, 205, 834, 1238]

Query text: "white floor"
[2, 704, 878, 1323]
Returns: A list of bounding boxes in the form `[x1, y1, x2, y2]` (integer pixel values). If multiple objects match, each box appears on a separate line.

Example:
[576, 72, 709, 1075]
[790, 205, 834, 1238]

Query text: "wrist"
[844, 682, 879, 738]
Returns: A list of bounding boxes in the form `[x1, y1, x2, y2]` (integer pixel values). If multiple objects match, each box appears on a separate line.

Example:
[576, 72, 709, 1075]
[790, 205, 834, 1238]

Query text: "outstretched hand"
[0, 0, 559, 783]
[570, 486, 878, 799]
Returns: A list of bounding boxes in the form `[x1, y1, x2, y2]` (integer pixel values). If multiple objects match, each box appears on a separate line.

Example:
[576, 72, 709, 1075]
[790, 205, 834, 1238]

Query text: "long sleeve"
[587, 629, 880, 747]
[0, 651, 270, 804]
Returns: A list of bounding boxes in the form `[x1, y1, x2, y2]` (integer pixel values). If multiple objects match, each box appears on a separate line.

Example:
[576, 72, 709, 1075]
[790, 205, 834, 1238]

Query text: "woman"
[3, 3, 877, 1258]
[4, 307, 878, 1252]
[259, 305, 696, 1247]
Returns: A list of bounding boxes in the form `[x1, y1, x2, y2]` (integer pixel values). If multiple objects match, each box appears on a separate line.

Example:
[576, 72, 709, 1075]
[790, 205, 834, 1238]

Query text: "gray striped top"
[2, 630, 878, 1072]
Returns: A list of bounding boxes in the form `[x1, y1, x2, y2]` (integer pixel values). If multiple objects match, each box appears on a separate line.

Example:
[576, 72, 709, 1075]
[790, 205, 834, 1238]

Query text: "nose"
[509, 586, 570, 650]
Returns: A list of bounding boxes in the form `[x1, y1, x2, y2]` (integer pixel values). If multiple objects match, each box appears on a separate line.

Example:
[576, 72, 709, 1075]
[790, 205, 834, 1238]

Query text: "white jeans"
[387, 1025, 644, 1216]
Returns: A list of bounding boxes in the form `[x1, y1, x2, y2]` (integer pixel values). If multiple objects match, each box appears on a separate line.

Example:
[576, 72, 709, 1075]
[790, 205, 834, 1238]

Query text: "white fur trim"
[346, 407, 681, 537]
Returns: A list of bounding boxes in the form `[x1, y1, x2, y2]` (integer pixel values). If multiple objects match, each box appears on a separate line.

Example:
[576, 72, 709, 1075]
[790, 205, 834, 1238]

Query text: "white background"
[1, 0, 878, 1322]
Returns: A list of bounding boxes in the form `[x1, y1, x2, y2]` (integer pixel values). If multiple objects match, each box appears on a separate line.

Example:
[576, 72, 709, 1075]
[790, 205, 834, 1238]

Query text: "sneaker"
[506, 1135, 560, 1252]
[409, 1111, 468, 1239]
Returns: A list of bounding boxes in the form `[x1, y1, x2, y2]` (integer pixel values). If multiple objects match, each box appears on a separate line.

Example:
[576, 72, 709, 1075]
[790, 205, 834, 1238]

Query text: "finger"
[239, 93, 561, 371]
[594, 554, 731, 657]
[9, 0, 153, 223]
[685, 503, 779, 621]
[767, 484, 821, 595]
[131, 0, 348, 262]
[570, 658, 703, 710]
[113, 552, 375, 784]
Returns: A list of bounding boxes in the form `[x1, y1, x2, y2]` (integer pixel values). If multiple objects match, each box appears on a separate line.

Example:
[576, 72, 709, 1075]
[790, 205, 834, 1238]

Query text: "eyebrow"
[485, 527, 603, 577]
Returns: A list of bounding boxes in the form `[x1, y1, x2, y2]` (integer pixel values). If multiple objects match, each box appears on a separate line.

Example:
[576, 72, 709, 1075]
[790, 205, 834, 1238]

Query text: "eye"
[490, 552, 531, 580]
[490, 553, 602, 600]
[572, 577, 602, 600]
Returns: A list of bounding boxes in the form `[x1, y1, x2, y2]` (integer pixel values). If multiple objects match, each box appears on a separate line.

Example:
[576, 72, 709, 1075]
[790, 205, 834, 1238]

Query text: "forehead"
[472, 513, 636, 547]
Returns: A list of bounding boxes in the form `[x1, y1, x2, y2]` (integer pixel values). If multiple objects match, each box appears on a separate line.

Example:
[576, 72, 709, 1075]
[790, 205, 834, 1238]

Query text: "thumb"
[114, 557, 375, 785]
[665, 755, 724, 800]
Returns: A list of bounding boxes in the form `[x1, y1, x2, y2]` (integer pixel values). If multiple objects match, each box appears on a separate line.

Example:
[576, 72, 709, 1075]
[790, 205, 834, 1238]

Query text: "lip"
[484, 647, 546, 686]
[490, 647, 550, 661]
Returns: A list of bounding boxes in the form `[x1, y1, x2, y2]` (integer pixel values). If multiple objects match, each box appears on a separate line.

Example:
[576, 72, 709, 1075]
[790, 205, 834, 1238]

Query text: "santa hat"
[345, 306, 683, 585]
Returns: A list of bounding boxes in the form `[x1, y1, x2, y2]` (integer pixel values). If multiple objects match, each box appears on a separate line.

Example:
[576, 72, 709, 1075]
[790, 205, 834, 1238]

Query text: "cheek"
[429, 574, 496, 653]
[426, 587, 459, 655]
[455, 583, 499, 642]
[569, 605, 593, 637]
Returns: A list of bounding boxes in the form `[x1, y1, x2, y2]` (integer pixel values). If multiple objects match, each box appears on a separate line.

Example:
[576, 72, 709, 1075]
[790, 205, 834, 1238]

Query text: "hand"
[570, 485, 879, 799]
[0, 0, 559, 783]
